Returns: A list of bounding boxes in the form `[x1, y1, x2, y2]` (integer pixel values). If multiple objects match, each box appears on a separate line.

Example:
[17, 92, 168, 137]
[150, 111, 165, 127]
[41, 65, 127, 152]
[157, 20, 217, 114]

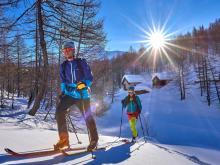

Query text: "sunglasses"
[128, 92, 134, 94]
[62, 48, 75, 54]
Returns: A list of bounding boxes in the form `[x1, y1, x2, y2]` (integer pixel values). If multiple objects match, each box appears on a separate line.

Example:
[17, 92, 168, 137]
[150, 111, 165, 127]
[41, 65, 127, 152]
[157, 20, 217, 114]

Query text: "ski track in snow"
[152, 144, 211, 165]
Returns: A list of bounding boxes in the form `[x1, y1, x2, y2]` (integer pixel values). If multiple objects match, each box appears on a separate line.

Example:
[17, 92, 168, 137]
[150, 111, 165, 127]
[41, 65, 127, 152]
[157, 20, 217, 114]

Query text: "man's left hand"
[77, 82, 87, 90]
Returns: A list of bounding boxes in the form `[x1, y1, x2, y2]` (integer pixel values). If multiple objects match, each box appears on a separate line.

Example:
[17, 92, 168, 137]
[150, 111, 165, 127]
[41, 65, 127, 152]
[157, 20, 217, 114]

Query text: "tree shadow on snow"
[0, 143, 133, 165]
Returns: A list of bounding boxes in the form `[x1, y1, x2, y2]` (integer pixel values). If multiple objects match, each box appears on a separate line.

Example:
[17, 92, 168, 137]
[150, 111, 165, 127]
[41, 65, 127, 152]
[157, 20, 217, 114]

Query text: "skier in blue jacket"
[54, 41, 98, 151]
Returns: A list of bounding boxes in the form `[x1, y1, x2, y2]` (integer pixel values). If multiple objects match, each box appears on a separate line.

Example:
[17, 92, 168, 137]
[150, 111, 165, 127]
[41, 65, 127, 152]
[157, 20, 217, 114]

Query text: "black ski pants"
[55, 95, 98, 143]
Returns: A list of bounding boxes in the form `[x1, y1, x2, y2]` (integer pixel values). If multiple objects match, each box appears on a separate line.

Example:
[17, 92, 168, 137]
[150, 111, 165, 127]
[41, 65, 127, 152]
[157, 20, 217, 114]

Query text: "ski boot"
[87, 140, 98, 152]
[131, 133, 138, 143]
[54, 138, 70, 151]
[131, 136, 136, 143]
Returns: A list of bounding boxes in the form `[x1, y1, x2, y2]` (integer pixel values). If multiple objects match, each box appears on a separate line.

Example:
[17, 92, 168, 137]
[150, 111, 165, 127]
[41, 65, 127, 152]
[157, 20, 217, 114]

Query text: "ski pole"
[104, 104, 125, 148]
[139, 114, 147, 142]
[119, 105, 124, 138]
[67, 114, 82, 144]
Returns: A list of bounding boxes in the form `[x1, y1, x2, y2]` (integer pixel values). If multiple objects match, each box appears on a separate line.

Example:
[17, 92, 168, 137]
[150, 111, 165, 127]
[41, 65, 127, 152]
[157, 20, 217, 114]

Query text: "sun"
[142, 26, 174, 72]
[149, 31, 165, 49]
[145, 28, 169, 51]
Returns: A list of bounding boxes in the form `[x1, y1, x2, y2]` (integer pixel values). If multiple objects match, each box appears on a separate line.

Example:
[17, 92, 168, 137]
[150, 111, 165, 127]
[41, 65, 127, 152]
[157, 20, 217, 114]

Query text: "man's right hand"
[121, 99, 125, 105]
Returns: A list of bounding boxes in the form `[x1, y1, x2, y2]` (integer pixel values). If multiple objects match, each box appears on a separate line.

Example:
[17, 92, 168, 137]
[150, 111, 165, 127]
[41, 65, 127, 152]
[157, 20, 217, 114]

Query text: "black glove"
[121, 99, 125, 105]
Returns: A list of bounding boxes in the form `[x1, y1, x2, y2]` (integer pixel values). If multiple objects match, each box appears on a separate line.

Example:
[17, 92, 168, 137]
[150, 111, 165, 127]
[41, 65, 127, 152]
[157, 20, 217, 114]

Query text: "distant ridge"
[98, 50, 126, 59]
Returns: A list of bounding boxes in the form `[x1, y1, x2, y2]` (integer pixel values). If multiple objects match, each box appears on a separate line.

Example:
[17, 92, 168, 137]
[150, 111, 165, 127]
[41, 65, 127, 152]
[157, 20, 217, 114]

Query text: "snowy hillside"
[1, 73, 220, 164]
[1, 123, 207, 165]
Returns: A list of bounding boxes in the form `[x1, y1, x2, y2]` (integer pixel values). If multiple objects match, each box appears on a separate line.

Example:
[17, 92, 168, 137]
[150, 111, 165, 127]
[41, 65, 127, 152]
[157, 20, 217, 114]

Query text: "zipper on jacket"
[70, 62, 74, 83]
[74, 68, 76, 82]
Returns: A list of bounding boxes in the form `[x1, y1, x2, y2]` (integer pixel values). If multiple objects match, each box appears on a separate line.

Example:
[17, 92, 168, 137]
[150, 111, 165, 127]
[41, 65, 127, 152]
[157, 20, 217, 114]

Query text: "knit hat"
[128, 86, 135, 92]
[62, 41, 75, 49]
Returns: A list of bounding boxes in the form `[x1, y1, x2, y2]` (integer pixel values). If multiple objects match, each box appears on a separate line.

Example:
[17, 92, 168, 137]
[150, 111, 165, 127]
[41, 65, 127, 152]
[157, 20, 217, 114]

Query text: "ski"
[61, 139, 131, 156]
[106, 138, 131, 145]
[61, 146, 106, 156]
[4, 139, 134, 157]
[120, 139, 131, 144]
[103, 138, 131, 148]
[4, 146, 88, 157]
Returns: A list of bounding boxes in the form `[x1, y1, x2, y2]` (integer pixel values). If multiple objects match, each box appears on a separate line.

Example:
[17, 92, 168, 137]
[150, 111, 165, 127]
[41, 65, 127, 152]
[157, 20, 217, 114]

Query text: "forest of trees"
[0, 0, 220, 117]
[169, 20, 220, 105]
[0, 0, 106, 115]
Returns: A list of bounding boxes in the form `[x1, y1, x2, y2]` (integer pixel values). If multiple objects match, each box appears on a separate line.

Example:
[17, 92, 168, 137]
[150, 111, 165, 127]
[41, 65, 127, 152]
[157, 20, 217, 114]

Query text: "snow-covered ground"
[0, 124, 209, 165]
[1, 73, 220, 164]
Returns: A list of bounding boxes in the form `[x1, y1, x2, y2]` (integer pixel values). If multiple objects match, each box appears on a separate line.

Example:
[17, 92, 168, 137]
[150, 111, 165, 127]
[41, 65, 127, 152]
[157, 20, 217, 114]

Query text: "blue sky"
[98, 0, 220, 51]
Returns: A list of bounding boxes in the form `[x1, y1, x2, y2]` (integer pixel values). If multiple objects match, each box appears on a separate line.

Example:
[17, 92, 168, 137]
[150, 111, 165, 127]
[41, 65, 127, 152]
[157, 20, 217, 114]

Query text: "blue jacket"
[60, 58, 93, 99]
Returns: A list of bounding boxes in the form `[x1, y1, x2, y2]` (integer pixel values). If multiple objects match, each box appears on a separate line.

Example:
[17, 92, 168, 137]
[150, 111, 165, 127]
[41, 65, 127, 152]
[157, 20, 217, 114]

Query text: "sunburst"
[121, 14, 196, 72]
[146, 29, 168, 51]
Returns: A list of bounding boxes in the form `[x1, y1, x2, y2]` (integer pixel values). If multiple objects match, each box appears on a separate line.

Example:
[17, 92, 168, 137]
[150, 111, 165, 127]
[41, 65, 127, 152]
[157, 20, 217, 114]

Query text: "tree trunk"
[16, 39, 21, 97]
[204, 57, 211, 106]
[29, 0, 49, 116]
[76, 0, 86, 58]
[208, 58, 220, 103]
